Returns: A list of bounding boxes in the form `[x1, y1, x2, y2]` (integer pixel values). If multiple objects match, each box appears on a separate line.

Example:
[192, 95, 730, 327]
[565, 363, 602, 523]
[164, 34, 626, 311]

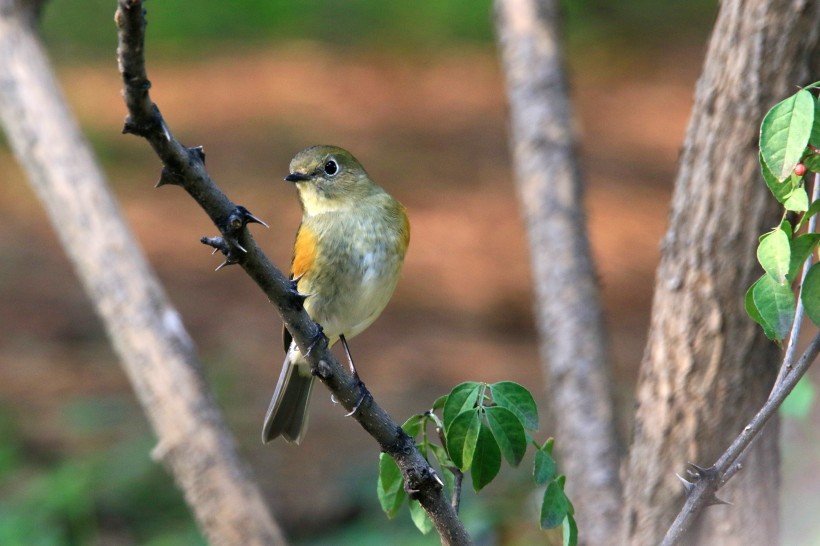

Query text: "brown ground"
[1, 45, 815, 543]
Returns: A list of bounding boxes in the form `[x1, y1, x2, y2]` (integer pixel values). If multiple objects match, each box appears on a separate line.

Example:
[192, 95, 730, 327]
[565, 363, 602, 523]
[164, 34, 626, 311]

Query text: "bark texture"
[0, 4, 286, 545]
[622, 1, 820, 545]
[494, 1, 621, 544]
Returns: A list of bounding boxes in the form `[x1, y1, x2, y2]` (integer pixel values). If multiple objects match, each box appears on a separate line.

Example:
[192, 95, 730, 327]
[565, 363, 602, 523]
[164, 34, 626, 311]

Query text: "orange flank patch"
[291, 224, 318, 279]
[400, 205, 411, 252]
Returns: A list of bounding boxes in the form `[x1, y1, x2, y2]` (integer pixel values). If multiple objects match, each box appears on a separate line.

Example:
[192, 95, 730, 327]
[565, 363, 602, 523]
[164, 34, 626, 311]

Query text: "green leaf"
[757, 228, 791, 283]
[810, 93, 820, 148]
[429, 442, 455, 468]
[795, 200, 820, 232]
[779, 218, 794, 239]
[780, 376, 815, 419]
[377, 453, 406, 518]
[788, 234, 820, 282]
[541, 478, 572, 529]
[446, 408, 481, 470]
[484, 405, 526, 466]
[471, 419, 502, 492]
[760, 153, 796, 203]
[439, 465, 456, 499]
[541, 437, 555, 454]
[753, 274, 796, 341]
[760, 89, 815, 181]
[489, 381, 539, 430]
[534, 447, 557, 485]
[563, 514, 579, 546]
[401, 414, 424, 439]
[802, 263, 820, 327]
[784, 186, 810, 212]
[442, 382, 481, 429]
[745, 277, 774, 338]
[803, 154, 820, 172]
[408, 499, 434, 535]
[431, 395, 448, 412]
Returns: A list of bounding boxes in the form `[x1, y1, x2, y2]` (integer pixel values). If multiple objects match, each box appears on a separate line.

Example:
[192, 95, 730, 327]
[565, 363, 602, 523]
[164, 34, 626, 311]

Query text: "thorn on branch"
[404, 465, 443, 501]
[200, 236, 239, 270]
[677, 462, 730, 508]
[188, 145, 206, 165]
[686, 463, 717, 481]
[229, 206, 270, 230]
[199, 206, 269, 269]
[156, 166, 184, 187]
[285, 275, 310, 311]
[676, 473, 694, 494]
[707, 495, 732, 507]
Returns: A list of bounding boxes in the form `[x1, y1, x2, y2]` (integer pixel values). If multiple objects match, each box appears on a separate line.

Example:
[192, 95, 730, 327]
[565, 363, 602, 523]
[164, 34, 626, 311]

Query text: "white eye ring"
[323, 159, 339, 177]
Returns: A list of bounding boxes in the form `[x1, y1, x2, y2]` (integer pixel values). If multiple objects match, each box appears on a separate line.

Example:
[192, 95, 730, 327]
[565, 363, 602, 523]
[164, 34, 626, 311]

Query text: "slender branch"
[662, 172, 820, 545]
[708, 174, 820, 490]
[433, 414, 464, 512]
[661, 330, 820, 546]
[774, 173, 820, 392]
[114, 2, 472, 544]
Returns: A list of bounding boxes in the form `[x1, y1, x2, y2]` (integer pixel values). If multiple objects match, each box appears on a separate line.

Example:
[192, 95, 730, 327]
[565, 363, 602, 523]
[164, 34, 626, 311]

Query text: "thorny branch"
[114, 1, 471, 545]
[661, 175, 820, 546]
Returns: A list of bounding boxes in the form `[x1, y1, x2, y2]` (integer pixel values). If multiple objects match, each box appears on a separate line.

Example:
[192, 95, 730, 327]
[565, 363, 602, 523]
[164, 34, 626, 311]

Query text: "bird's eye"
[323, 160, 338, 176]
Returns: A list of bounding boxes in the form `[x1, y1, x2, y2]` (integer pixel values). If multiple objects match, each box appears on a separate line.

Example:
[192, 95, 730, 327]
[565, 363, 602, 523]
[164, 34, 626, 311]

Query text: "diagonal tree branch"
[0, 2, 286, 545]
[114, 1, 472, 545]
[661, 330, 820, 546]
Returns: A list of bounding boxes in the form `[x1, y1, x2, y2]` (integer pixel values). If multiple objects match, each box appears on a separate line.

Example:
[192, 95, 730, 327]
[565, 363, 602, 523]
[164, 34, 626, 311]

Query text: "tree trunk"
[494, 1, 622, 544]
[0, 4, 287, 545]
[622, 1, 820, 544]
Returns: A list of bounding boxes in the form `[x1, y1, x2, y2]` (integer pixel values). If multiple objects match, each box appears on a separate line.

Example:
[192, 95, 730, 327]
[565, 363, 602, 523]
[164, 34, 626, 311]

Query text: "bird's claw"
[344, 379, 370, 417]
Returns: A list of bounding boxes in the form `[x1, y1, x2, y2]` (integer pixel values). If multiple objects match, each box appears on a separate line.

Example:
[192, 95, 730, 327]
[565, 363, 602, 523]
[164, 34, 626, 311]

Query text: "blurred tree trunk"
[622, 1, 820, 545]
[0, 3, 287, 545]
[494, 1, 622, 544]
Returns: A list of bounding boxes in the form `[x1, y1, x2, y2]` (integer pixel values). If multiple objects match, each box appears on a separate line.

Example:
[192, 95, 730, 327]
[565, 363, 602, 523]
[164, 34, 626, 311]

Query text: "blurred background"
[1, 0, 818, 544]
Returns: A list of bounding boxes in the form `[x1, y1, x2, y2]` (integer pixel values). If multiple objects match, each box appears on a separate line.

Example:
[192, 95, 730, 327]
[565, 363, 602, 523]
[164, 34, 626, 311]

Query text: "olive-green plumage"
[262, 145, 409, 444]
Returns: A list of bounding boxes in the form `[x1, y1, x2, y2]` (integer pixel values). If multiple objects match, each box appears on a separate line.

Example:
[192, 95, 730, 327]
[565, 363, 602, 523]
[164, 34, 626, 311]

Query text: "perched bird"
[262, 145, 410, 444]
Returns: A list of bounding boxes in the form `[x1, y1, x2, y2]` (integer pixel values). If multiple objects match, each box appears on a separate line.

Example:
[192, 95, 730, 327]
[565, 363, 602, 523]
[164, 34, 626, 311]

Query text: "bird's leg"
[339, 334, 358, 376]
[340, 334, 369, 416]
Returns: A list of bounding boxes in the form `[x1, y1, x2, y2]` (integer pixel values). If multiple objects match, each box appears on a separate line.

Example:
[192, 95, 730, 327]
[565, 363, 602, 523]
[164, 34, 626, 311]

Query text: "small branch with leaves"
[661, 83, 820, 546]
[378, 382, 576, 542]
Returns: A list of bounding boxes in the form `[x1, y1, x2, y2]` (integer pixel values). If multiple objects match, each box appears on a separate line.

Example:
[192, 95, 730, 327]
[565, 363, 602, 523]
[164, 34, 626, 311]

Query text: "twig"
[433, 413, 464, 512]
[661, 331, 820, 546]
[114, 2, 472, 545]
[773, 173, 820, 392]
[707, 173, 820, 490]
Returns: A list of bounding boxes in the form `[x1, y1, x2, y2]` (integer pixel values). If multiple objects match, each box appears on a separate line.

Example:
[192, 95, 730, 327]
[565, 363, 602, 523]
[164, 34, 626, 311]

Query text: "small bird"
[262, 145, 410, 444]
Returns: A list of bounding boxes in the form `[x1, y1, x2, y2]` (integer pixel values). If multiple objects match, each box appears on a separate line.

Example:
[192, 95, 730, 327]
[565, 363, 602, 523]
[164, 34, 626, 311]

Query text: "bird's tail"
[262, 347, 315, 444]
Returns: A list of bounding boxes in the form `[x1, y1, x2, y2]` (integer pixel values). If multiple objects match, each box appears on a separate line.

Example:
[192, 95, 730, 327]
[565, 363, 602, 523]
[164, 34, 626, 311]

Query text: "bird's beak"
[285, 172, 310, 183]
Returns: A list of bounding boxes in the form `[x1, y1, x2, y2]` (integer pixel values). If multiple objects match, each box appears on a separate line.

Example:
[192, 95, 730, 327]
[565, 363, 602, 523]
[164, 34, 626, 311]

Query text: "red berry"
[795, 163, 807, 176]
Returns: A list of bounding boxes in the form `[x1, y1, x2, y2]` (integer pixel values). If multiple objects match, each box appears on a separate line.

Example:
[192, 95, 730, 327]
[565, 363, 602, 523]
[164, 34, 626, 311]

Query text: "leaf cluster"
[377, 382, 577, 545]
[749, 84, 820, 341]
